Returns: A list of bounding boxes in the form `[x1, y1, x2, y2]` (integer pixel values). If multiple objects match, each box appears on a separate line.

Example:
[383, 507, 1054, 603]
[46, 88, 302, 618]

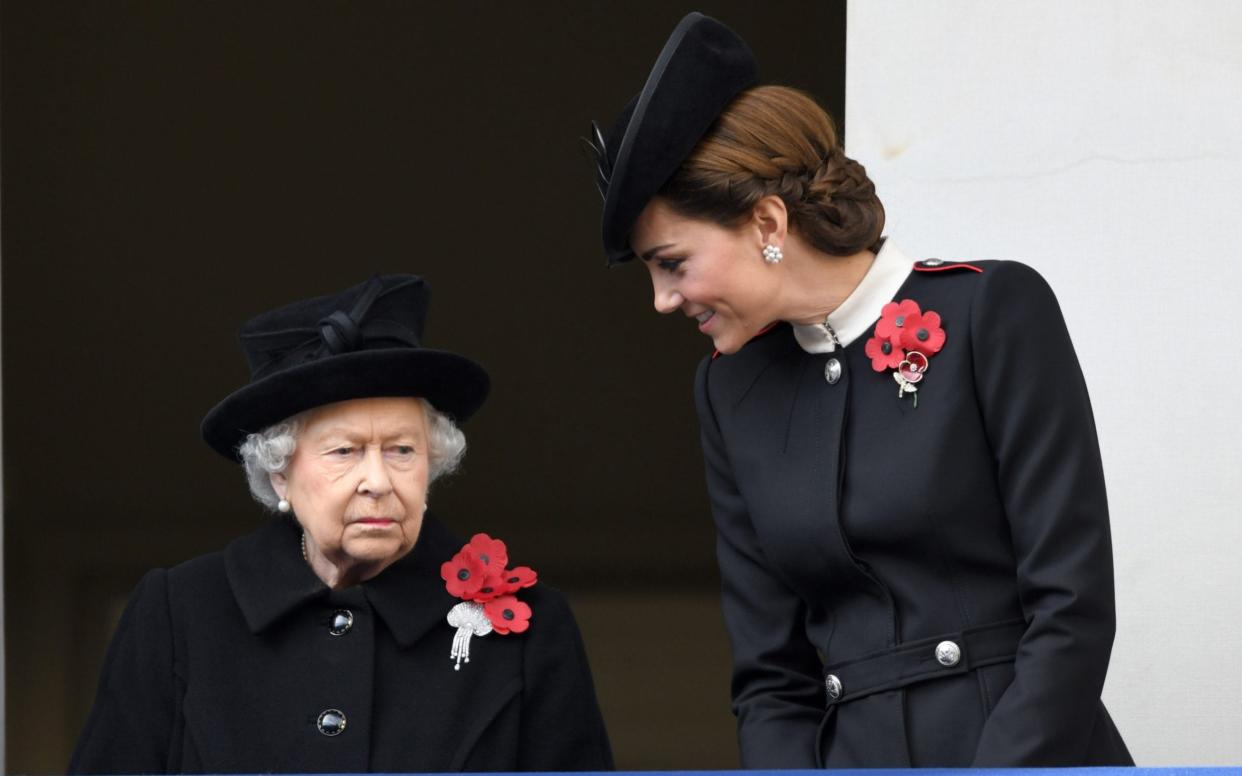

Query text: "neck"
[777, 243, 877, 325]
[302, 532, 389, 589]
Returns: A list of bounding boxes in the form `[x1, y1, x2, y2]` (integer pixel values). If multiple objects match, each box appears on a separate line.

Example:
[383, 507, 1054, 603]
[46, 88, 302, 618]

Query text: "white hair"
[238, 398, 467, 510]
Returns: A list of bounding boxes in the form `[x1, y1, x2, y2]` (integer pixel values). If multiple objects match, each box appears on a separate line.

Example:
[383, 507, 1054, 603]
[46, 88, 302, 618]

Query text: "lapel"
[713, 268, 930, 604]
[225, 513, 462, 648]
[362, 515, 462, 648]
[725, 335, 857, 595]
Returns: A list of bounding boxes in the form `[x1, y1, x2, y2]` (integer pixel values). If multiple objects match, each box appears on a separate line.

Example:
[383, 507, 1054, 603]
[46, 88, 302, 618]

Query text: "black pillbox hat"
[587, 12, 758, 265]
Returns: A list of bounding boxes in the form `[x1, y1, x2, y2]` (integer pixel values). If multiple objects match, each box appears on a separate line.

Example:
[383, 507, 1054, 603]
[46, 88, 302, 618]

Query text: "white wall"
[847, 0, 1242, 765]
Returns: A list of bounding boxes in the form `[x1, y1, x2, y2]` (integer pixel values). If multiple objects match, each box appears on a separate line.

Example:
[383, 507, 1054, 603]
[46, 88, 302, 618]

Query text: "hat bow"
[243, 276, 420, 380]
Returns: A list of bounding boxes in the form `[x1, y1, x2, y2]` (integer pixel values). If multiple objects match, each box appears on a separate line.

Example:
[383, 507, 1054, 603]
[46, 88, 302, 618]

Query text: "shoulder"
[167, 547, 227, 582]
[110, 547, 228, 618]
[902, 258, 1060, 319]
[958, 259, 1066, 327]
[516, 582, 591, 671]
[165, 546, 232, 603]
[910, 257, 1052, 291]
[522, 581, 574, 620]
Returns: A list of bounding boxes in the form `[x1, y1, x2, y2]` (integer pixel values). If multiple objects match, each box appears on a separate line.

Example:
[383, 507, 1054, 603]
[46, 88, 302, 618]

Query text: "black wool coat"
[70, 515, 613, 773]
[696, 259, 1133, 768]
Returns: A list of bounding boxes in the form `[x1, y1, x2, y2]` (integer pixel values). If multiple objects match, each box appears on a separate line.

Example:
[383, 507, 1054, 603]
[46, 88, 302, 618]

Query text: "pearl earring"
[277, 498, 291, 513]
[762, 244, 783, 264]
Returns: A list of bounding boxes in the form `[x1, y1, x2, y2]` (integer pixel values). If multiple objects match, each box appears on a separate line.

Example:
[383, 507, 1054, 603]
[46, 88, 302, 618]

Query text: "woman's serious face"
[632, 198, 779, 355]
[276, 396, 430, 581]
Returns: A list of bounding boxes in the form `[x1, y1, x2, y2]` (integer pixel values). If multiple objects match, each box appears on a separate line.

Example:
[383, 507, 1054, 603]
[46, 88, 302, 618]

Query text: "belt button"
[317, 708, 346, 736]
[825, 673, 843, 700]
[329, 609, 354, 636]
[935, 640, 962, 667]
[824, 358, 842, 384]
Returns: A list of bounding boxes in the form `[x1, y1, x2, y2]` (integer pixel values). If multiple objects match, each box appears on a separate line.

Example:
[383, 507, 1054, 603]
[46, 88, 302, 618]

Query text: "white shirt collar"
[791, 240, 914, 353]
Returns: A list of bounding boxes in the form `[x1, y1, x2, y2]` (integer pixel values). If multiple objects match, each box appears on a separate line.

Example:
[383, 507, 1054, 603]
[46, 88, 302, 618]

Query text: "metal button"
[923, 258, 944, 267]
[825, 674, 843, 701]
[824, 358, 842, 385]
[935, 640, 962, 667]
[329, 609, 354, 636]
[317, 708, 346, 736]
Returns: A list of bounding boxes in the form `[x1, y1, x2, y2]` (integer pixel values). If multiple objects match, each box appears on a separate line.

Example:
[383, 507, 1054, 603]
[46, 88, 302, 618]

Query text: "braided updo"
[659, 85, 884, 257]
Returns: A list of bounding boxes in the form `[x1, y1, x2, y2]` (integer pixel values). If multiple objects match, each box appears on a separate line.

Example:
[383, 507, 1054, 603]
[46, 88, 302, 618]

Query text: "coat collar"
[225, 513, 463, 648]
[791, 239, 914, 353]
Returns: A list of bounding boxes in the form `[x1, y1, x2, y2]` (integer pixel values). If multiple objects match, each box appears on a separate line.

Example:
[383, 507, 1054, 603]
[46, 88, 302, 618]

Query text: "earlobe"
[270, 472, 288, 498]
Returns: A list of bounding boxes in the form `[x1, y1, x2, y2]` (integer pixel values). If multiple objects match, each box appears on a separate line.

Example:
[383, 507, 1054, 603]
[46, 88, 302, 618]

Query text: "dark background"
[1, 2, 844, 771]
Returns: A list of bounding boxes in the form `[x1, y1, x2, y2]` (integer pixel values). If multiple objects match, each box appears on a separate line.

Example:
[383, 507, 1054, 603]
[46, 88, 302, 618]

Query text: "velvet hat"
[586, 12, 758, 265]
[201, 275, 489, 460]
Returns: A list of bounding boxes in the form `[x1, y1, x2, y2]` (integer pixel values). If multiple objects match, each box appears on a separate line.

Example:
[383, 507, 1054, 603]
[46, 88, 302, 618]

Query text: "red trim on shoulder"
[712, 321, 780, 359]
[913, 262, 984, 273]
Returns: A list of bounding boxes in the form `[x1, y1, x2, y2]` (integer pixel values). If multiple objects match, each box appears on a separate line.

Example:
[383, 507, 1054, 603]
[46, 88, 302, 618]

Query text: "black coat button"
[317, 708, 346, 736]
[329, 609, 354, 636]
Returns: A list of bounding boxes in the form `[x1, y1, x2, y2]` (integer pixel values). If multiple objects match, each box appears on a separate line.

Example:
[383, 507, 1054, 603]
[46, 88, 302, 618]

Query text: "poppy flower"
[441, 550, 486, 599]
[466, 533, 508, 571]
[865, 334, 905, 372]
[484, 595, 532, 635]
[496, 565, 538, 594]
[471, 571, 508, 602]
[875, 299, 922, 340]
[899, 310, 945, 354]
[898, 359, 926, 384]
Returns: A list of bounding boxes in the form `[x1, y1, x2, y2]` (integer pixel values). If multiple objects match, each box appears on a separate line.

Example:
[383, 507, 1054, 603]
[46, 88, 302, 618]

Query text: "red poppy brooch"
[864, 299, 946, 407]
[440, 533, 537, 670]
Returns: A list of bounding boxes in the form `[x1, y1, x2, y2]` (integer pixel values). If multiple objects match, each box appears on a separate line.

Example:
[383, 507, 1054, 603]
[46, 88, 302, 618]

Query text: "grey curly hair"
[238, 397, 467, 510]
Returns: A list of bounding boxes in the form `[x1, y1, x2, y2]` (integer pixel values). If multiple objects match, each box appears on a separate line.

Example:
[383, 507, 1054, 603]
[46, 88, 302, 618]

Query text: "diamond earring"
[277, 498, 291, 513]
[762, 244, 783, 264]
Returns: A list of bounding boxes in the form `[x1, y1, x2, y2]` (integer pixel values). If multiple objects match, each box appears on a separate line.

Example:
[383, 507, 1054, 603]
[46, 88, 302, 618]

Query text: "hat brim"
[601, 13, 757, 264]
[201, 348, 490, 461]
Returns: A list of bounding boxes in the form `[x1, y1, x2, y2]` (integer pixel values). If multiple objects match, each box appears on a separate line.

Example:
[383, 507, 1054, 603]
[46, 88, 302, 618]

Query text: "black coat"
[70, 515, 613, 773]
[696, 259, 1133, 767]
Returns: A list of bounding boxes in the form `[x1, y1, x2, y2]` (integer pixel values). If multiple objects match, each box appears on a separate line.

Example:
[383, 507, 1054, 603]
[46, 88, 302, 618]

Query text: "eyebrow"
[313, 425, 425, 441]
[639, 243, 676, 262]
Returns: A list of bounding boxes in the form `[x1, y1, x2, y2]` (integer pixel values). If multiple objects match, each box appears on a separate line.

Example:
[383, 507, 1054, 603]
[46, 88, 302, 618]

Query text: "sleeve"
[518, 587, 614, 771]
[695, 357, 826, 769]
[968, 262, 1120, 765]
[69, 569, 179, 775]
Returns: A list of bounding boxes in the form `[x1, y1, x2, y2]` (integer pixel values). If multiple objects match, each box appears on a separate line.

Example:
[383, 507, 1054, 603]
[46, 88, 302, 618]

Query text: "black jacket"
[696, 259, 1132, 767]
[70, 515, 613, 773]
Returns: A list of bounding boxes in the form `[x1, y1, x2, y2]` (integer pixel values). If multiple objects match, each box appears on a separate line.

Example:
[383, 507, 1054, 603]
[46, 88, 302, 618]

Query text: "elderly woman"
[70, 275, 613, 773]
[582, 13, 1131, 769]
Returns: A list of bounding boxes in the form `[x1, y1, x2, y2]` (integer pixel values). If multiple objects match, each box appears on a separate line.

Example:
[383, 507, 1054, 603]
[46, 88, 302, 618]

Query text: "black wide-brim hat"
[586, 12, 758, 265]
[201, 275, 489, 460]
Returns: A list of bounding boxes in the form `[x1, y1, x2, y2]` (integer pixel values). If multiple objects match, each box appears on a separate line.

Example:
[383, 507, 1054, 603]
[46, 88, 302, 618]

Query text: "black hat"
[586, 12, 758, 265]
[201, 275, 489, 460]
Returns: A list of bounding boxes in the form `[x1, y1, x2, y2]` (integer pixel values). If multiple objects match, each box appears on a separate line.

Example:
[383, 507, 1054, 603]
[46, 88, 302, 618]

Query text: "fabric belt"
[821, 618, 1026, 707]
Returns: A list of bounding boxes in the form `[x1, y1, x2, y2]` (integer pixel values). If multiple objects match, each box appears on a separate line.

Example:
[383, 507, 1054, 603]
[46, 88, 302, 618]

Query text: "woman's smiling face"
[631, 197, 781, 354]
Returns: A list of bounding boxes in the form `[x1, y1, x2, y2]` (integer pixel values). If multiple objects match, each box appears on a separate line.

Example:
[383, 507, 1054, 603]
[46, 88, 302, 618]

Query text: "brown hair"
[659, 85, 885, 256]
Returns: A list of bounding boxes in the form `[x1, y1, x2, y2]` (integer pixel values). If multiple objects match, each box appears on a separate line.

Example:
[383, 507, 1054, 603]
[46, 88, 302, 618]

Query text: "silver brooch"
[447, 601, 493, 670]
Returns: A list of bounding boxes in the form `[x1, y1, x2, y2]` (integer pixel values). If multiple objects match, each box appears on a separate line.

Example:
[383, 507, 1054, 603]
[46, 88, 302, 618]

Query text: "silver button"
[329, 609, 354, 636]
[824, 358, 842, 384]
[935, 640, 962, 667]
[923, 258, 944, 267]
[317, 708, 346, 736]
[825, 674, 843, 700]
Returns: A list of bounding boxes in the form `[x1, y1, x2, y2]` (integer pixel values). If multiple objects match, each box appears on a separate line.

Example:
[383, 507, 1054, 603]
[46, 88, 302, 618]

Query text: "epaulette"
[712, 321, 780, 360]
[913, 258, 983, 273]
